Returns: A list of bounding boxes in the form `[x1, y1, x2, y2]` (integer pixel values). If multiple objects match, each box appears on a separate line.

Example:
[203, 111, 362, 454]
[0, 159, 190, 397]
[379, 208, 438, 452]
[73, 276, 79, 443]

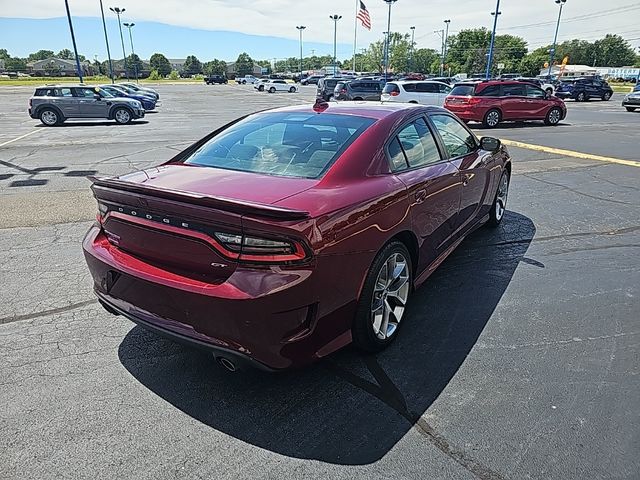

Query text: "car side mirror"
[480, 136, 501, 152]
[93, 94, 101, 100]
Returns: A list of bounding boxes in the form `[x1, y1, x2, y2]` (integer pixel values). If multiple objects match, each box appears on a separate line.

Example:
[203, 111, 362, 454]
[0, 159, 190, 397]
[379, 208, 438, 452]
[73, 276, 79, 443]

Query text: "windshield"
[182, 112, 375, 179]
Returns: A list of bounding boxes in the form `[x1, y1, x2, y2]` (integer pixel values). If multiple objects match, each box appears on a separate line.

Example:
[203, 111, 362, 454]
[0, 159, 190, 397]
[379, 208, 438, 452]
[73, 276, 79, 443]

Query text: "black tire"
[601, 91, 611, 101]
[39, 107, 62, 126]
[625, 107, 636, 112]
[113, 107, 132, 125]
[353, 97, 363, 101]
[242, 80, 246, 84]
[546, 88, 553, 95]
[258, 85, 264, 91]
[269, 87, 276, 93]
[487, 170, 510, 227]
[289, 86, 296, 93]
[576, 92, 586, 102]
[544, 107, 562, 126]
[409, 100, 419, 104]
[352, 241, 413, 353]
[483, 108, 501, 128]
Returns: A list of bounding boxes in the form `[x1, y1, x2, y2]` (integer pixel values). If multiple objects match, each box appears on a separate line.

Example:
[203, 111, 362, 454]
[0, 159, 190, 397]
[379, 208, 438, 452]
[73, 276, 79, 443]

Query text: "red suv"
[444, 80, 566, 128]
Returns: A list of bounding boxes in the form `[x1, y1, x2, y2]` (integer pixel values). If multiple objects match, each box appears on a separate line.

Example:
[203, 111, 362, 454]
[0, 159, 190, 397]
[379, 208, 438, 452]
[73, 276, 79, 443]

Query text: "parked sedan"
[119, 82, 159, 100]
[83, 102, 512, 371]
[622, 91, 640, 111]
[99, 85, 157, 111]
[554, 77, 613, 101]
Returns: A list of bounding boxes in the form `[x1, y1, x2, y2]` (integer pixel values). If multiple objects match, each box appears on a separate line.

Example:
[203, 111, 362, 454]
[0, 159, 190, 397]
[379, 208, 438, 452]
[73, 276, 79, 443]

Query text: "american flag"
[357, 1, 371, 30]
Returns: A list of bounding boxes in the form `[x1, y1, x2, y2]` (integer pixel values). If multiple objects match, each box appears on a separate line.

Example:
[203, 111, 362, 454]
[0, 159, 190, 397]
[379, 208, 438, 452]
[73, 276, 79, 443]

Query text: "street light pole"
[99, 0, 114, 83]
[110, 7, 128, 80]
[435, 29, 444, 75]
[383, 0, 398, 78]
[443, 19, 451, 76]
[64, 0, 83, 83]
[123, 23, 138, 83]
[329, 15, 342, 76]
[410, 26, 415, 72]
[548, 0, 567, 78]
[485, 0, 501, 80]
[296, 26, 306, 80]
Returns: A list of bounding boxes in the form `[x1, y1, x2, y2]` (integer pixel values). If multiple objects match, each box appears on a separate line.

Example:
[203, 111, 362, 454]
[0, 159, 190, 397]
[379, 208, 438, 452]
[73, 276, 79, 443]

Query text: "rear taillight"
[213, 231, 308, 263]
[28, 99, 32, 108]
[469, 97, 482, 105]
[340, 89, 347, 94]
[390, 91, 399, 96]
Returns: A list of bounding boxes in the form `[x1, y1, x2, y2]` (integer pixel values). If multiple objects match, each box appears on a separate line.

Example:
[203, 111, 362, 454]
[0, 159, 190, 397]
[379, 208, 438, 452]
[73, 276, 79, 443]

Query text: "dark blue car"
[99, 85, 157, 111]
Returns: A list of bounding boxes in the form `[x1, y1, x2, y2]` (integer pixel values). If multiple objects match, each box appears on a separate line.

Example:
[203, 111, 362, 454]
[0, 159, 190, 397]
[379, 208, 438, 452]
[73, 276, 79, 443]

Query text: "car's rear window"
[382, 83, 400, 94]
[449, 85, 476, 96]
[183, 112, 375, 179]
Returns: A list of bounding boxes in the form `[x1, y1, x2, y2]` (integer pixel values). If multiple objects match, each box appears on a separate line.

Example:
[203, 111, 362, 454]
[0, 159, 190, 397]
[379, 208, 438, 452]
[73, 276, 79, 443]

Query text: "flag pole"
[353, 0, 358, 73]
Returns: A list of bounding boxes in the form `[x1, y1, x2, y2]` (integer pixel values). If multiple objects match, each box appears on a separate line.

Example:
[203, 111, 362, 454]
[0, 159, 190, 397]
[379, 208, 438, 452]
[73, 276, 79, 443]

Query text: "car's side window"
[416, 83, 437, 93]
[388, 137, 408, 171]
[403, 83, 417, 92]
[58, 88, 72, 97]
[502, 84, 525, 96]
[439, 84, 452, 94]
[526, 85, 546, 98]
[391, 118, 441, 169]
[431, 114, 477, 158]
[478, 85, 500, 96]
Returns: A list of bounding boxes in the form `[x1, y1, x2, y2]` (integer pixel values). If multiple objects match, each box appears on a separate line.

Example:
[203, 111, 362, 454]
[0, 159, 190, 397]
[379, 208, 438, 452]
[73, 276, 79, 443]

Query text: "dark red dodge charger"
[83, 102, 512, 371]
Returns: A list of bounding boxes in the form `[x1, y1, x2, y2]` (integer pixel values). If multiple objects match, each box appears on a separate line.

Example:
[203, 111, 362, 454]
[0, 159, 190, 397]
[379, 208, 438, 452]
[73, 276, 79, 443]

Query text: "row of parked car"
[29, 82, 160, 126]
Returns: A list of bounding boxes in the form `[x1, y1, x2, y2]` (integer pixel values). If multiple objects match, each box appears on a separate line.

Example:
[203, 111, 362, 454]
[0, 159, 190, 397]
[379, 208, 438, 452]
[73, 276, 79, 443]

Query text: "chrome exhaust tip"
[217, 356, 237, 372]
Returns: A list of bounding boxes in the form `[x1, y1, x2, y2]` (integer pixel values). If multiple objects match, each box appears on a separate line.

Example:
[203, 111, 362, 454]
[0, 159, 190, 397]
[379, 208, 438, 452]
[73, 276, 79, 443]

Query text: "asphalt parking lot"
[1, 84, 638, 480]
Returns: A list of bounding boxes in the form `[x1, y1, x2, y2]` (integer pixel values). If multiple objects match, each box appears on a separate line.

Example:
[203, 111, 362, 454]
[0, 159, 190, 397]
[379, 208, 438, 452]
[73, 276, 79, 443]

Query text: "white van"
[381, 81, 452, 106]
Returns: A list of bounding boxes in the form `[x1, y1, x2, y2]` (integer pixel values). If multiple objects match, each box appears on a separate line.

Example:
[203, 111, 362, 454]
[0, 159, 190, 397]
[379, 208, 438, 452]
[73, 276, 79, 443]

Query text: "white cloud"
[2, 0, 638, 51]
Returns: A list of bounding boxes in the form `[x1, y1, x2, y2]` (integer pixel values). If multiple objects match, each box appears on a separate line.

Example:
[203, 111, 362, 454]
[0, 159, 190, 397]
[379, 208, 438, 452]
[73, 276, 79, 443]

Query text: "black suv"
[204, 75, 227, 85]
[334, 79, 385, 101]
[316, 77, 345, 101]
[555, 77, 613, 101]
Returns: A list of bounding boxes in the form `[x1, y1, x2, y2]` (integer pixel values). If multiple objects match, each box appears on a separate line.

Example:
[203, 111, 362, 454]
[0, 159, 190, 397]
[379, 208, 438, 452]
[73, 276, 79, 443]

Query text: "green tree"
[28, 50, 54, 62]
[126, 53, 143, 77]
[414, 48, 441, 74]
[592, 34, 637, 67]
[203, 59, 227, 76]
[43, 61, 61, 76]
[57, 49, 73, 59]
[235, 52, 254, 76]
[183, 55, 203, 75]
[149, 53, 171, 76]
[5, 57, 27, 72]
[519, 48, 549, 77]
[0, 49, 10, 61]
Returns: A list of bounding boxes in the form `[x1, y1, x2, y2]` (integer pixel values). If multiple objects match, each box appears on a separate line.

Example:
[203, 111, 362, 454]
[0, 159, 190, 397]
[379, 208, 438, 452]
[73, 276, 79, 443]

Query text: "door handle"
[414, 189, 427, 204]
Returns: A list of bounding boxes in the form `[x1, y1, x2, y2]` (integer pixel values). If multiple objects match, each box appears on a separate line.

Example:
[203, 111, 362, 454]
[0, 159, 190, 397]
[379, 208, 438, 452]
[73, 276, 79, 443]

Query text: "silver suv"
[29, 85, 145, 126]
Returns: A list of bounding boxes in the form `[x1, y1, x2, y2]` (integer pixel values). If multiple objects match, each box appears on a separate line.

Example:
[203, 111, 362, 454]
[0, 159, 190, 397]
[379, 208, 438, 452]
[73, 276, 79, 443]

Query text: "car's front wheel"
[289, 86, 296, 93]
[39, 108, 62, 126]
[488, 170, 510, 227]
[602, 91, 611, 101]
[269, 87, 276, 93]
[258, 85, 264, 91]
[626, 107, 637, 112]
[576, 92, 586, 102]
[113, 107, 132, 124]
[352, 241, 412, 352]
[544, 107, 562, 126]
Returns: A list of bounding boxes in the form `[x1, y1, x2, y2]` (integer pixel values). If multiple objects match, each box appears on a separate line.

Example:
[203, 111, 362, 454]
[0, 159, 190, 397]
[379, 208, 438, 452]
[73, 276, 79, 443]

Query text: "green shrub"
[168, 70, 179, 80]
[148, 69, 160, 80]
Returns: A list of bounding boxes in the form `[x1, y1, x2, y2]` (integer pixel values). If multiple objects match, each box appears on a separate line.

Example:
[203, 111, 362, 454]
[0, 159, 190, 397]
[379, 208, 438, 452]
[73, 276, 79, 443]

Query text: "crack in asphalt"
[0, 299, 95, 325]
[326, 356, 505, 480]
[521, 173, 636, 206]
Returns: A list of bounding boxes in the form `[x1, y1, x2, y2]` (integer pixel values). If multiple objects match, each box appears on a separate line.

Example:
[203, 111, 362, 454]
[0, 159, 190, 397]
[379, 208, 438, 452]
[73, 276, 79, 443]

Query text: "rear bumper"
[622, 99, 640, 107]
[555, 92, 573, 99]
[444, 105, 483, 122]
[83, 225, 364, 370]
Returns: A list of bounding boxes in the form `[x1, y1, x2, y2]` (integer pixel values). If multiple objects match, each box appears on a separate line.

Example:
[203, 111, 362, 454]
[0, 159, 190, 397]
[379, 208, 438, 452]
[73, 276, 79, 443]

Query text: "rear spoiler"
[88, 176, 310, 220]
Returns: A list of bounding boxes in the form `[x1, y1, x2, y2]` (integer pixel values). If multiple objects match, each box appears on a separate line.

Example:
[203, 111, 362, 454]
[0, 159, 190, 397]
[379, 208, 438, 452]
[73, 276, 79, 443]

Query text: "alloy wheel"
[486, 110, 500, 127]
[370, 253, 410, 340]
[41, 110, 57, 125]
[496, 173, 509, 221]
[115, 109, 130, 124]
[548, 108, 561, 125]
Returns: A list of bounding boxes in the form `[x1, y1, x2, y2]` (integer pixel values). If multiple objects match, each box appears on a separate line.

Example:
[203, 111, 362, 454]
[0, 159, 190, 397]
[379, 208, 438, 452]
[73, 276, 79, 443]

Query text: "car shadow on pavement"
[470, 121, 569, 130]
[118, 211, 535, 467]
[34, 121, 149, 127]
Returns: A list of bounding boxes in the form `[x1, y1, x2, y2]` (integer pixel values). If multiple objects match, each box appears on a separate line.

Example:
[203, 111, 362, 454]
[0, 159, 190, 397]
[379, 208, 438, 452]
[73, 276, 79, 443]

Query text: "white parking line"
[0, 130, 40, 148]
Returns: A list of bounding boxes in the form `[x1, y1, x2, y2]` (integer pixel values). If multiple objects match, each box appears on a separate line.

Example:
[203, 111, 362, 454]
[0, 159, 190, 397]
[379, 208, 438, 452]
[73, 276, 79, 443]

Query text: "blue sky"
[0, 17, 353, 62]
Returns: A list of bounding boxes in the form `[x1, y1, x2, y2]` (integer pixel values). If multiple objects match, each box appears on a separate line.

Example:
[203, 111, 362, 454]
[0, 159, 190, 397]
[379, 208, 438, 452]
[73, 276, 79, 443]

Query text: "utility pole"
[110, 7, 128, 80]
[548, 0, 567, 78]
[435, 29, 444, 75]
[123, 23, 138, 83]
[410, 26, 415, 72]
[296, 26, 306, 79]
[64, 0, 83, 83]
[330, 15, 342, 76]
[443, 19, 451, 76]
[99, 0, 114, 83]
[383, 0, 398, 77]
[485, 0, 501, 80]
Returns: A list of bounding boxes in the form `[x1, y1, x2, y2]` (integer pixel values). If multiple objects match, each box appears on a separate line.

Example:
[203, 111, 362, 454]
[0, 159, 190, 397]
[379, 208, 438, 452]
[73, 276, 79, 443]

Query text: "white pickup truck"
[235, 75, 260, 85]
